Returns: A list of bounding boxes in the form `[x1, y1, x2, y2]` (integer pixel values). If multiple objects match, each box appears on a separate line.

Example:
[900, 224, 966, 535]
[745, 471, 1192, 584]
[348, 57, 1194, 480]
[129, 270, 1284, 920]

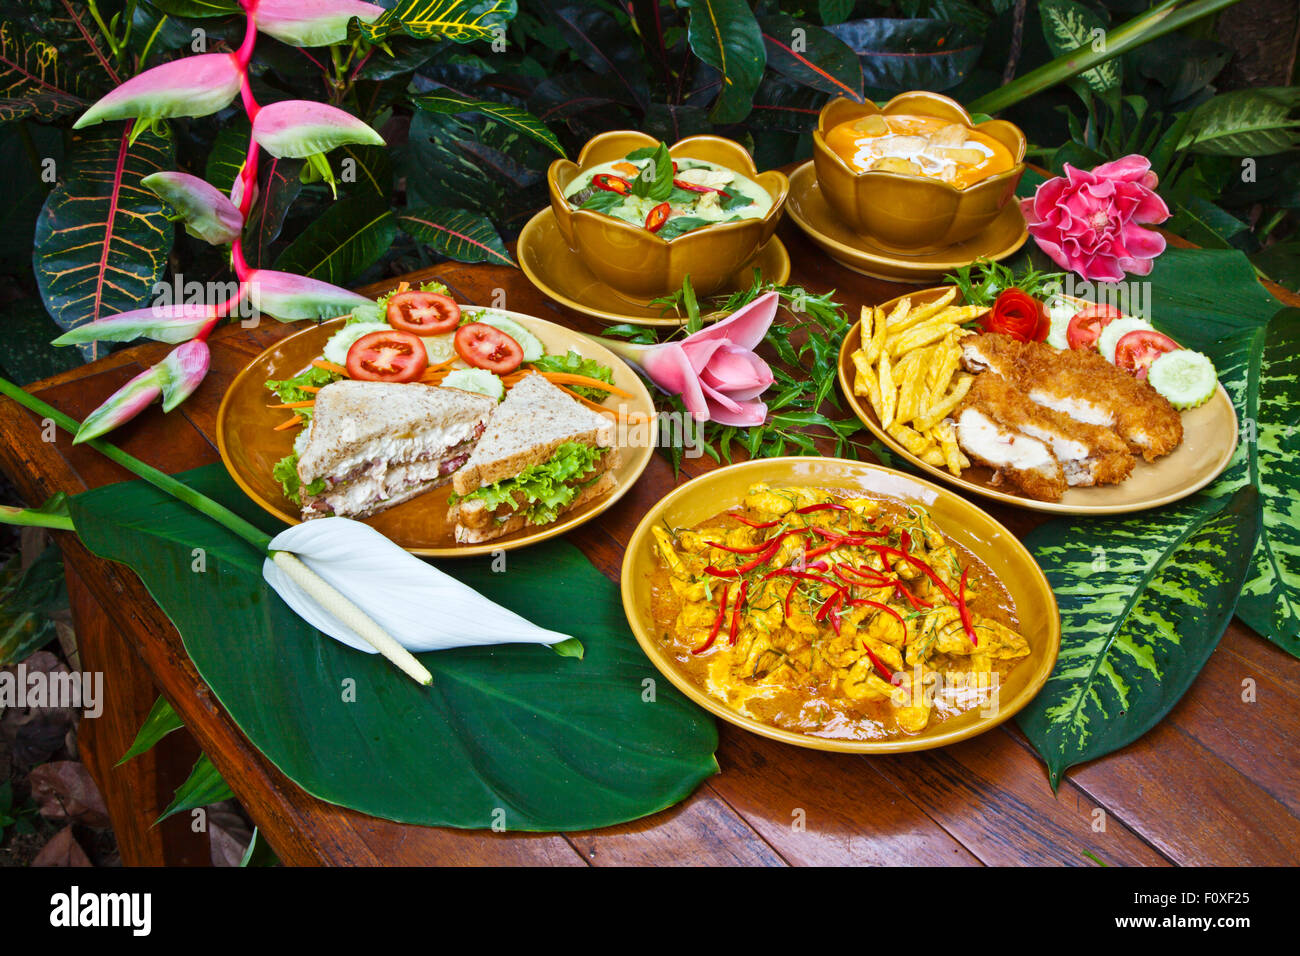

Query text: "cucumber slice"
[1044, 296, 1077, 350]
[441, 368, 505, 401]
[1097, 316, 1153, 364]
[1147, 349, 1217, 410]
[421, 332, 456, 364]
[469, 310, 545, 362]
[322, 321, 390, 365]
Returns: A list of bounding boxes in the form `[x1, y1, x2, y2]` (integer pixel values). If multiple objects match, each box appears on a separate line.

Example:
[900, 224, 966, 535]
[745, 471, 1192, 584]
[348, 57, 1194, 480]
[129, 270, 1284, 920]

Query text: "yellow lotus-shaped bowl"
[548, 131, 789, 300]
[812, 92, 1026, 251]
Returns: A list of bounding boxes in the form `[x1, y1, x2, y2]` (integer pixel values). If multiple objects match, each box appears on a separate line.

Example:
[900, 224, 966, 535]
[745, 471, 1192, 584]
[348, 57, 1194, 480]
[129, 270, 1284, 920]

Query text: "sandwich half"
[449, 373, 621, 544]
[295, 380, 496, 519]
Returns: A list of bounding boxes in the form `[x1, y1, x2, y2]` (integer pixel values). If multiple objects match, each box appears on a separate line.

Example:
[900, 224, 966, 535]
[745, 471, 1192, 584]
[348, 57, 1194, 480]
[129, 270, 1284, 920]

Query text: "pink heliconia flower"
[51, 303, 217, 347]
[159, 339, 211, 412]
[255, 0, 386, 47]
[142, 172, 243, 245]
[601, 292, 778, 426]
[252, 100, 384, 159]
[245, 268, 374, 320]
[1020, 155, 1171, 282]
[73, 53, 242, 129]
[73, 365, 165, 444]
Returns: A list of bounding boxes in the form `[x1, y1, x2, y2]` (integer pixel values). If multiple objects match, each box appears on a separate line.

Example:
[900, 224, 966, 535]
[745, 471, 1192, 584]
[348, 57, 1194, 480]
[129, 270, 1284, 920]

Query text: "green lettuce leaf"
[272, 452, 324, 505]
[529, 351, 616, 400]
[265, 366, 342, 413]
[455, 442, 608, 524]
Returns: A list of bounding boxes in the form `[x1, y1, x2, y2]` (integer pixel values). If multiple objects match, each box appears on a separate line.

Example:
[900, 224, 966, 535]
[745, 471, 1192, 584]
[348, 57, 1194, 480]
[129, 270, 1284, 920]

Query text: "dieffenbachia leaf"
[51, 302, 216, 346]
[397, 205, 515, 267]
[683, 0, 766, 124]
[410, 90, 565, 156]
[354, 0, 518, 43]
[251, 100, 385, 159]
[73, 53, 242, 129]
[1018, 486, 1260, 789]
[254, 0, 385, 47]
[1038, 0, 1119, 95]
[142, 171, 243, 245]
[1207, 308, 1300, 656]
[244, 268, 373, 320]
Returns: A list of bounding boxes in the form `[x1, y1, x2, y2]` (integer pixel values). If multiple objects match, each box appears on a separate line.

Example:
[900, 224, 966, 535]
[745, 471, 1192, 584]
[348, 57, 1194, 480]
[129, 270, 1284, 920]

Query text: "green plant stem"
[137, 11, 169, 68]
[0, 377, 273, 552]
[0, 507, 75, 531]
[971, 0, 1243, 115]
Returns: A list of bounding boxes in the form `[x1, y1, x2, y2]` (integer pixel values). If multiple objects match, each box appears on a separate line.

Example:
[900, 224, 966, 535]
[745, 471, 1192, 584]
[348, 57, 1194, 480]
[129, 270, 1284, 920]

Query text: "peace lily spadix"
[0, 378, 580, 686]
[254, 0, 386, 47]
[599, 291, 779, 427]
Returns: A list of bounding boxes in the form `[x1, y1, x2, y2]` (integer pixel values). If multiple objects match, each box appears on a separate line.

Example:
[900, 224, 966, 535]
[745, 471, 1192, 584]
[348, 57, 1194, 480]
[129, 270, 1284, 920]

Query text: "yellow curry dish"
[822, 114, 1016, 189]
[648, 483, 1031, 740]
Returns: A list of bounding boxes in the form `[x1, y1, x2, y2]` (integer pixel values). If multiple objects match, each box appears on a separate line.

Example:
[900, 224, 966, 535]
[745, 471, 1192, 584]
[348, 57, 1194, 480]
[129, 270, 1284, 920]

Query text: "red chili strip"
[862, 644, 896, 684]
[846, 598, 905, 628]
[784, 583, 798, 619]
[893, 581, 933, 612]
[728, 513, 781, 529]
[796, 503, 849, 514]
[728, 580, 748, 645]
[958, 567, 978, 647]
[693, 585, 729, 655]
[835, 563, 892, 586]
[762, 569, 841, 589]
[809, 526, 889, 545]
[870, 545, 976, 645]
[592, 173, 631, 194]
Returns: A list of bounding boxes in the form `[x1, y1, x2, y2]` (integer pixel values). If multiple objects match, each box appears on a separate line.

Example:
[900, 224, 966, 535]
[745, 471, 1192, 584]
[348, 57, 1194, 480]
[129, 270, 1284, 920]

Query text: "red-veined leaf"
[683, 0, 766, 123]
[243, 155, 303, 267]
[759, 13, 863, 102]
[411, 90, 565, 156]
[398, 206, 515, 267]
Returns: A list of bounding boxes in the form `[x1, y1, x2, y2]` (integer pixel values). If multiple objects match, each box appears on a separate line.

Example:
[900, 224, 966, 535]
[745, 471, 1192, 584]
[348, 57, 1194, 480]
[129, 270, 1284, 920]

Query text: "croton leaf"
[241, 155, 303, 268]
[1018, 485, 1260, 789]
[758, 13, 863, 102]
[355, 0, 518, 43]
[141, 171, 243, 246]
[254, 0, 386, 47]
[546, 2, 649, 109]
[411, 90, 565, 156]
[251, 101, 384, 159]
[33, 125, 175, 348]
[73, 53, 242, 129]
[684, 0, 766, 124]
[273, 196, 396, 286]
[827, 18, 984, 94]
[67, 464, 718, 830]
[205, 119, 250, 197]
[398, 205, 514, 267]
[1038, 0, 1118, 96]
[0, 19, 87, 122]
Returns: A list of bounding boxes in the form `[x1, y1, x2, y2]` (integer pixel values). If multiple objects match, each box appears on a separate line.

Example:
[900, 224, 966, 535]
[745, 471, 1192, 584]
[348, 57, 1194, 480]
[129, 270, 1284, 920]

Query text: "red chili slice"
[385, 290, 459, 335]
[592, 173, 631, 195]
[847, 599, 905, 628]
[728, 513, 781, 529]
[862, 644, 897, 684]
[645, 202, 671, 233]
[796, 503, 849, 514]
[870, 544, 975, 645]
[672, 178, 718, 194]
[728, 580, 747, 645]
[693, 585, 729, 655]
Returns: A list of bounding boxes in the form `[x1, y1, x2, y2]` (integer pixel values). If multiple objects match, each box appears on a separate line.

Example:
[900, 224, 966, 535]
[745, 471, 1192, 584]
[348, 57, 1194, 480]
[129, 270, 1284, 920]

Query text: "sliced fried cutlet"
[952, 404, 1067, 501]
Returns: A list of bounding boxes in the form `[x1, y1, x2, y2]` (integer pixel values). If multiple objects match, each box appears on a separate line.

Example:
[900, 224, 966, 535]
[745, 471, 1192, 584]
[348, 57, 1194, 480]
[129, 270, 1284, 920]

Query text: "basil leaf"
[656, 216, 712, 241]
[631, 142, 673, 201]
[624, 145, 658, 162]
[579, 191, 622, 213]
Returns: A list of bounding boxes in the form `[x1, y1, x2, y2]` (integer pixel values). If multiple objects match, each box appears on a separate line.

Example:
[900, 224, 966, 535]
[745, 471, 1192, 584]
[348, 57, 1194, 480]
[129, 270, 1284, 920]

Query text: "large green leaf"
[411, 90, 564, 156]
[684, 0, 766, 124]
[1019, 486, 1259, 789]
[356, 0, 517, 43]
[273, 196, 395, 285]
[204, 119, 249, 197]
[545, 2, 649, 109]
[242, 155, 303, 269]
[826, 18, 984, 94]
[1179, 88, 1300, 156]
[1038, 0, 1118, 95]
[33, 125, 175, 343]
[758, 13, 862, 102]
[398, 205, 514, 267]
[66, 464, 718, 830]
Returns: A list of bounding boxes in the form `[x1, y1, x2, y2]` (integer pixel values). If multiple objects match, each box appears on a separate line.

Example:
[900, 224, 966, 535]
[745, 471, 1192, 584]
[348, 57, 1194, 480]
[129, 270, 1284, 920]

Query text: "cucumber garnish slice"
[1147, 349, 1217, 410]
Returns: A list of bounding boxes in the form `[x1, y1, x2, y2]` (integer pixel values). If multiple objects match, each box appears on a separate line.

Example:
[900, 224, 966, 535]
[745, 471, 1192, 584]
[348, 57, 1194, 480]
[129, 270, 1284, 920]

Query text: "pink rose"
[599, 292, 778, 426]
[1020, 155, 1171, 282]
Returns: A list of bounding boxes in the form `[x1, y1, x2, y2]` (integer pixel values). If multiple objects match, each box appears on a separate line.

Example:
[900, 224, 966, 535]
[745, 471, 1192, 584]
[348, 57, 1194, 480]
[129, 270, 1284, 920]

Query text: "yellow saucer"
[785, 161, 1028, 284]
[517, 207, 791, 327]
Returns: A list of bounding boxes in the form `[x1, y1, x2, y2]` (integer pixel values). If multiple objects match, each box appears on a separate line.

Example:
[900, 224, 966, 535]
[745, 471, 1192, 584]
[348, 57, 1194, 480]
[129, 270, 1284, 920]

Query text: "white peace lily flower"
[261, 517, 578, 686]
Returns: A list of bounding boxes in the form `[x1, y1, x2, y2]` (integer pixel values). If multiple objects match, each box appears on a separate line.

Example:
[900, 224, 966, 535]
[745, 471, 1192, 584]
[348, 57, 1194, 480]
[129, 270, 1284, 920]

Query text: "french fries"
[850, 291, 987, 476]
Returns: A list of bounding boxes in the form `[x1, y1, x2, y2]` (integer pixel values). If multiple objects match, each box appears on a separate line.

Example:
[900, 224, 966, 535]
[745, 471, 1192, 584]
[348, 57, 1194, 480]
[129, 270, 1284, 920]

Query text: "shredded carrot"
[300, 385, 322, 394]
[553, 383, 647, 421]
[267, 400, 316, 409]
[273, 414, 304, 431]
[311, 359, 348, 375]
[396, 280, 410, 293]
[537, 372, 633, 397]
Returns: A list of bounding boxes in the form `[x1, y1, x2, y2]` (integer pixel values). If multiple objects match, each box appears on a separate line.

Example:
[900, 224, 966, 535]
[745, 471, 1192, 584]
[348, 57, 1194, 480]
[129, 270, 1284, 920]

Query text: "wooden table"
[3, 219, 1299, 867]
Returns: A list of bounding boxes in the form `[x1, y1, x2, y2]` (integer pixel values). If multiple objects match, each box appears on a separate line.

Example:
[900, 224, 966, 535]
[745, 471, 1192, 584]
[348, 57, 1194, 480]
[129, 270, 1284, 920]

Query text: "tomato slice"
[345, 329, 429, 383]
[1065, 304, 1123, 350]
[1114, 329, 1180, 380]
[386, 290, 460, 335]
[453, 322, 523, 374]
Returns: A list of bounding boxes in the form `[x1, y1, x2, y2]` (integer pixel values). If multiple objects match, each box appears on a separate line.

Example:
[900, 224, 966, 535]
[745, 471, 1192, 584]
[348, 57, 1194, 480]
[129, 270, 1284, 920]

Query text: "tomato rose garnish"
[980, 288, 1050, 343]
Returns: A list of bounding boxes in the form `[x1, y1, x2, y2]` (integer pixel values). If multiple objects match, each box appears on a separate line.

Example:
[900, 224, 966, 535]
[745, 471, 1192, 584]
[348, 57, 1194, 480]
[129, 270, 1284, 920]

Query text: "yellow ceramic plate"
[837, 286, 1239, 514]
[517, 207, 791, 326]
[217, 308, 657, 557]
[785, 161, 1027, 284]
[620, 457, 1061, 754]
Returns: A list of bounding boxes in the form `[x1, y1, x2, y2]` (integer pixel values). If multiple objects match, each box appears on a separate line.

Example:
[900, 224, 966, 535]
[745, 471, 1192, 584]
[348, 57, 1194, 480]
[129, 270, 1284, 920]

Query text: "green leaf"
[0, 543, 68, 666]
[239, 826, 279, 866]
[398, 205, 515, 267]
[758, 13, 863, 102]
[1179, 88, 1300, 156]
[67, 464, 719, 830]
[242, 155, 303, 268]
[684, 0, 766, 123]
[818, 0, 854, 25]
[1019, 486, 1260, 789]
[357, 0, 517, 43]
[0, 18, 88, 121]
[826, 18, 983, 93]
[204, 119, 249, 197]
[1166, 195, 1249, 250]
[33, 125, 175, 346]
[146, 0, 241, 16]
[273, 196, 396, 286]
[117, 695, 185, 765]
[156, 753, 233, 824]
[411, 90, 564, 156]
[1038, 0, 1118, 95]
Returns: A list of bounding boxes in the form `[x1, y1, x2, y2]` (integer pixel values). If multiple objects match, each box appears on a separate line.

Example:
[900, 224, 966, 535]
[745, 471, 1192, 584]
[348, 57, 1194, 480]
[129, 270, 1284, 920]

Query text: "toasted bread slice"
[451, 373, 615, 496]
[453, 469, 618, 544]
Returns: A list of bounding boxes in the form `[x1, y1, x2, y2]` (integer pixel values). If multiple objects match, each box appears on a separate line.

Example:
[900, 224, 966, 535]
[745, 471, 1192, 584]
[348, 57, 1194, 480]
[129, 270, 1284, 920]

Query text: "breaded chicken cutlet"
[962, 333, 1183, 462]
[954, 374, 1134, 499]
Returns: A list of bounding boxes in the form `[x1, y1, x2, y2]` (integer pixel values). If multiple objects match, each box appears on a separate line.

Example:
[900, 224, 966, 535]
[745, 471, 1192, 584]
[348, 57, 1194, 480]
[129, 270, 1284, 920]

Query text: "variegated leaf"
[411, 91, 565, 156]
[1038, 0, 1118, 95]
[33, 125, 175, 353]
[398, 205, 514, 267]
[1019, 486, 1259, 789]
[273, 196, 396, 286]
[0, 19, 86, 122]
[356, 0, 517, 43]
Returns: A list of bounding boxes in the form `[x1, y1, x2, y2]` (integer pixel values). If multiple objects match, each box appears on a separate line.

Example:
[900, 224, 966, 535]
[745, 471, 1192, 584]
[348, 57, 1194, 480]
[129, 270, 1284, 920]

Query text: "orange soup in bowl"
[823, 113, 1015, 189]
